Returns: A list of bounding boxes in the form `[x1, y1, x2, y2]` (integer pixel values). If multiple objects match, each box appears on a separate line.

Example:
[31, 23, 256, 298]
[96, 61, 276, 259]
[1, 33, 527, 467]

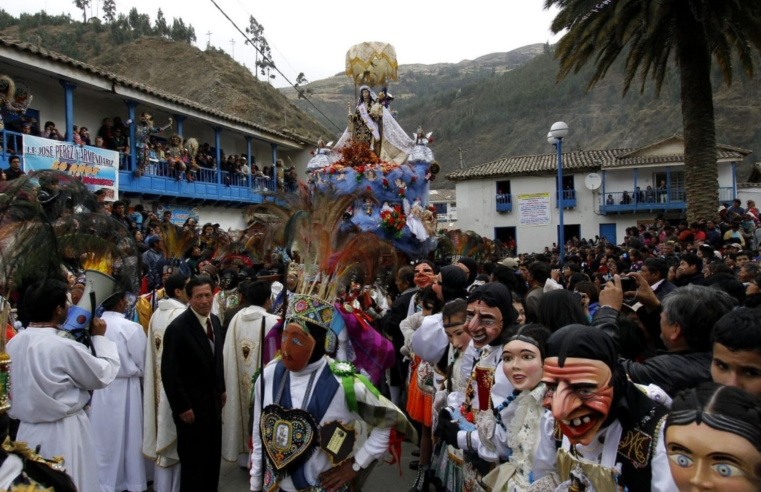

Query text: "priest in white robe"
[143, 274, 188, 492]
[90, 291, 148, 492]
[7, 279, 120, 492]
[222, 280, 280, 466]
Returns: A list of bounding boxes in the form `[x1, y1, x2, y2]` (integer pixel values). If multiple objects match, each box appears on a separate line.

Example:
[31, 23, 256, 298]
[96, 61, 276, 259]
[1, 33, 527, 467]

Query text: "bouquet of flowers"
[380, 205, 406, 239]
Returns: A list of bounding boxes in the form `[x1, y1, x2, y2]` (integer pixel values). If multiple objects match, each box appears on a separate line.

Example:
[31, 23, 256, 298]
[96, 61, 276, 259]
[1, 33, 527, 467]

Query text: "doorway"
[494, 226, 517, 254]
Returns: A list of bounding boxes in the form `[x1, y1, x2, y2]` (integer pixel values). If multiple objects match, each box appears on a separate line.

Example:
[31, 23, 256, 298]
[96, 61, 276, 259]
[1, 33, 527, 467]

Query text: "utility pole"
[458, 147, 467, 170]
[206, 31, 212, 49]
[230, 39, 236, 59]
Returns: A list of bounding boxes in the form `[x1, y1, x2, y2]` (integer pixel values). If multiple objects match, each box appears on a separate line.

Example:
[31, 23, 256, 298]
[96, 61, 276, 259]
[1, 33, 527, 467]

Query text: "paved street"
[148, 442, 417, 492]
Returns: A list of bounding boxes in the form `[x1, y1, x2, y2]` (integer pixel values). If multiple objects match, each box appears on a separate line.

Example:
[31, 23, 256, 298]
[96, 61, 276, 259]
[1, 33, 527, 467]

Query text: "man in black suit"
[162, 277, 226, 492]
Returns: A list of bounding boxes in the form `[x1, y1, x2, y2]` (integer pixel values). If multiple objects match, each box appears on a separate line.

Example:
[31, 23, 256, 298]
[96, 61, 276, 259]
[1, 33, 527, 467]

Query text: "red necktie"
[206, 318, 214, 342]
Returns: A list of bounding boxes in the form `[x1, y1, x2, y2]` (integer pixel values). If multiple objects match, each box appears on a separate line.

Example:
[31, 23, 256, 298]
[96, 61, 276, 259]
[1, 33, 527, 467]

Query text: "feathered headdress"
[248, 184, 393, 331]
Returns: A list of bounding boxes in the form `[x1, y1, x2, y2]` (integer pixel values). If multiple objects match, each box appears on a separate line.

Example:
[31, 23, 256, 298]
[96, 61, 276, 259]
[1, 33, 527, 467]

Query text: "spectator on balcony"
[39, 121, 64, 141]
[635, 186, 644, 203]
[108, 127, 129, 154]
[621, 190, 632, 204]
[727, 198, 745, 219]
[3, 122, 28, 153]
[78, 127, 91, 146]
[657, 179, 667, 202]
[605, 194, 614, 205]
[645, 185, 655, 203]
[94, 136, 106, 149]
[5, 155, 24, 181]
[71, 126, 83, 146]
[97, 118, 113, 141]
[239, 159, 250, 185]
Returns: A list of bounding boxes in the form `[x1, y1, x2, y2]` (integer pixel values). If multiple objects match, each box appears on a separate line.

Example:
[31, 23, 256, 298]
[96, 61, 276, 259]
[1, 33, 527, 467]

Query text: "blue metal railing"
[496, 193, 512, 212]
[600, 187, 735, 213]
[1, 129, 297, 201]
[556, 189, 577, 208]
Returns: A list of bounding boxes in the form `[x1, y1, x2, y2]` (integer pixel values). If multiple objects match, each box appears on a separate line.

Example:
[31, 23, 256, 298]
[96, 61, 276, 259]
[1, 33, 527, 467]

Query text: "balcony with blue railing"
[600, 187, 734, 214]
[556, 189, 577, 208]
[496, 193, 513, 212]
[1, 129, 295, 206]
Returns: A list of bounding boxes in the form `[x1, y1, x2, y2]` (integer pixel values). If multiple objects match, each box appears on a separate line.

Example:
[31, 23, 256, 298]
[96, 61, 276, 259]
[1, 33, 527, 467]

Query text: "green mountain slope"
[395, 48, 761, 188]
[0, 13, 330, 140]
[280, 44, 546, 136]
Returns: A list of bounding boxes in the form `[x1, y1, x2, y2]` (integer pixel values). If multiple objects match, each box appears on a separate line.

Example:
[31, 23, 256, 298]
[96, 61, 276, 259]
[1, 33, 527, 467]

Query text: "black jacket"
[619, 351, 712, 397]
[382, 289, 417, 351]
[593, 306, 711, 396]
[161, 308, 226, 424]
[653, 280, 677, 300]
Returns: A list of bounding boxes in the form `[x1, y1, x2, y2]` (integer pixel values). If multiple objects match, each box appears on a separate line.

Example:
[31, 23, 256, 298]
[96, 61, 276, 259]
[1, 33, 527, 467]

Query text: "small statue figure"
[408, 127, 434, 164]
[307, 138, 333, 171]
[363, 198, 374, 216]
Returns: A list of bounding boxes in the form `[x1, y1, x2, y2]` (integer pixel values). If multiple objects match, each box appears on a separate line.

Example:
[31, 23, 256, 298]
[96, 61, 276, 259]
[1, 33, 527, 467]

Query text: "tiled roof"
[447, 146, 749, 181]
[429, 189, 456, 201]
[446, 149, 628, 181]
[0, 35, 299, 143]
[603, 150, 746, 168]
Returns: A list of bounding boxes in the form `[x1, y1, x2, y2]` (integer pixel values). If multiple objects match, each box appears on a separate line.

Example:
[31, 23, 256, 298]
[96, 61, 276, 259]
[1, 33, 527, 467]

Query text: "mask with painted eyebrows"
[542, 357, 614, 446]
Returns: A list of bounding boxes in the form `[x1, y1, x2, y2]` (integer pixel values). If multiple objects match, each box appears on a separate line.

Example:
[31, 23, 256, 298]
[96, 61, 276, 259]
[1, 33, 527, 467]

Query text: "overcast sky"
[6, 1, 562, 88]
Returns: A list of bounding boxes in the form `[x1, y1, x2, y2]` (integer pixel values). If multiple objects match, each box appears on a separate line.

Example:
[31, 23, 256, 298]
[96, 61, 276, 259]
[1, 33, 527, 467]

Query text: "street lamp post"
[548, 122, 569, 262]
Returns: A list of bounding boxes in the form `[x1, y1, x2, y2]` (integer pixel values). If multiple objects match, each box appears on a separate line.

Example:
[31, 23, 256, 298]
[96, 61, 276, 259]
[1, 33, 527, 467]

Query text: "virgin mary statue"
[332, 85, 416, 165]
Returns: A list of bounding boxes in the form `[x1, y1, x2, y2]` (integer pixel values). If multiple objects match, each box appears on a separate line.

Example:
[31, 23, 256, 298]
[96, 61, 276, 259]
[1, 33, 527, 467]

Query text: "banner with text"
[23, 135, 119, 200]
[154, 204, 200, 226]
[517, 193, 551, 226]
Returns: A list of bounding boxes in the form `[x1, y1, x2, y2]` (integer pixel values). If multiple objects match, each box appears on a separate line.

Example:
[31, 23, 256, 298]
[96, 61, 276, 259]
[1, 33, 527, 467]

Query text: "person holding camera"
[592, 275, 734, 397]
[39, 121, 64, 141]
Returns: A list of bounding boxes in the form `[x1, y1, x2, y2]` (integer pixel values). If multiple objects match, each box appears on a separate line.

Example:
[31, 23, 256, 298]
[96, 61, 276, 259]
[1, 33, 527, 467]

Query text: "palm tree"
[545, 0, 761, 221]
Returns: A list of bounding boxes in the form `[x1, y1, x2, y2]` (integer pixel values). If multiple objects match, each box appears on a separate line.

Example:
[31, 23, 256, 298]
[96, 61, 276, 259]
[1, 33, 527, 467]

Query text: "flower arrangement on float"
[380, 205, 406, 239]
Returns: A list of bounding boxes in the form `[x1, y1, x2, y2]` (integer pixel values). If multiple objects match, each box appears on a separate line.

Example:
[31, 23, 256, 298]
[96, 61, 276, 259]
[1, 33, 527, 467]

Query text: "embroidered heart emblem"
[260, 405, 318, 471]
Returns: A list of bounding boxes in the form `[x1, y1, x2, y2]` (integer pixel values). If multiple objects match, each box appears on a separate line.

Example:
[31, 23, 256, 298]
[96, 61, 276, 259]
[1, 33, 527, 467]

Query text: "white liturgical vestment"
[7, 328, 120, 492]
[143, 297, 186, 492]
[90, 311, 147, 492]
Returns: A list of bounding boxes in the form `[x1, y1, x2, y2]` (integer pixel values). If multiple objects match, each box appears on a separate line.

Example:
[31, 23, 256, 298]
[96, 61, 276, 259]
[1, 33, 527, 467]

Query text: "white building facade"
[447, 136, 750, 253]
[0, 36, 316, 230]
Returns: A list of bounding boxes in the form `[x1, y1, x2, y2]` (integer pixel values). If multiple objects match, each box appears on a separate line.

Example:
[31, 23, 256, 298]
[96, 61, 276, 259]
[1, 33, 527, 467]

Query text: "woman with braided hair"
[664, 382, 761, 492]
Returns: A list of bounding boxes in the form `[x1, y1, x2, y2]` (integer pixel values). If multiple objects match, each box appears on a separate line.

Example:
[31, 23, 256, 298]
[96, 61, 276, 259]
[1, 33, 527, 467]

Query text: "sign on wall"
[517, 193, 552, 226]
[22, 135, 120, 200]
[154, 204, 200, 226]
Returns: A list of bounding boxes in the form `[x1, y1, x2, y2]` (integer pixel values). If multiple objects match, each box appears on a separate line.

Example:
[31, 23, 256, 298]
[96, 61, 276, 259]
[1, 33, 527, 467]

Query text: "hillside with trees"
[0, 9, 329, 140]
[394, 46, 761, 188]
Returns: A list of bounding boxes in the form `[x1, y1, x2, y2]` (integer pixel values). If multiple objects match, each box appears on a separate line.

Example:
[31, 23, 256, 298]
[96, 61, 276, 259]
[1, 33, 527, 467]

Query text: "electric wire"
[208, 0, 344, 132]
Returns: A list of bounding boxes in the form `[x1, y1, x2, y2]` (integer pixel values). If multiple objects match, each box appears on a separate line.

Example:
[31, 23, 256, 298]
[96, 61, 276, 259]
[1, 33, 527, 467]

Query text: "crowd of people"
[2, 116, 299, 189]
[1, 166, 760, 492]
